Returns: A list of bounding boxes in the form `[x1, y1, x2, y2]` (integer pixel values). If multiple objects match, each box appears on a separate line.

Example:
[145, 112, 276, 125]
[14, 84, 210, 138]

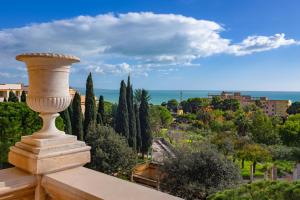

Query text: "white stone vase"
[16, 53, 80, 139]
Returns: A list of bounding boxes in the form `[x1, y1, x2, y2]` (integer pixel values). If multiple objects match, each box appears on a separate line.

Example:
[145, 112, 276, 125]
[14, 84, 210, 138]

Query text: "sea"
[76, 89, 300, 105]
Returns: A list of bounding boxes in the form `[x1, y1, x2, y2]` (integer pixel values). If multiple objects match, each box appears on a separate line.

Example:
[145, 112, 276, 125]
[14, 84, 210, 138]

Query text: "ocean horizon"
[76, 88, 300, 105]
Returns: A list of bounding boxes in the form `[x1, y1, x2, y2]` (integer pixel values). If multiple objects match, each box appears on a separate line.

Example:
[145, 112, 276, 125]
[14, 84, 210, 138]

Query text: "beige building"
[0, 83, 28, 102]
[209, 91, 291, 117]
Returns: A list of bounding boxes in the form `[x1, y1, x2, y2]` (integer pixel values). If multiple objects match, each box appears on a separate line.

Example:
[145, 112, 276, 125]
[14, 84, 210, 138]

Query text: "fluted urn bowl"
[16, 53, 80, 138]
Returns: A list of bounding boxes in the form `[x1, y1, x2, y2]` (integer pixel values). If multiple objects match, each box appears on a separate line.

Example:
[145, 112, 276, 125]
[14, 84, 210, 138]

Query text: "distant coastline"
[76, 88, 300, 105]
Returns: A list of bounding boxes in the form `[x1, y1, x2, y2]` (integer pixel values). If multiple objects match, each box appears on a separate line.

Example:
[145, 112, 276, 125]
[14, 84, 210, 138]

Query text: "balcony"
[0, 53, 181, 200]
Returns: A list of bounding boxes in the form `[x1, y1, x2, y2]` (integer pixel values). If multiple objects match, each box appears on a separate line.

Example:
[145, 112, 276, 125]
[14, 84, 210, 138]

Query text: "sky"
[0, 0, 300, 91]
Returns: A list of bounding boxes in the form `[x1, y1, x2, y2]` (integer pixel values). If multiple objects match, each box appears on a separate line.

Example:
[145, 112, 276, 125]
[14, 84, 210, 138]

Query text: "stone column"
[8, 53, 91, 199]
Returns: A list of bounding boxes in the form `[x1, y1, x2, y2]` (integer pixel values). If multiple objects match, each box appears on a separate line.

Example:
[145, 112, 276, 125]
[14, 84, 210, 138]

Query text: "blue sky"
[0, 0, 299, 91]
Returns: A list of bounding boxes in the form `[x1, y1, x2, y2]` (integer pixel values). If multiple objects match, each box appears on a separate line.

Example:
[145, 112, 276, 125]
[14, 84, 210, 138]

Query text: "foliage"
[135, 104, 142, 152]
[96, 95, 104, 125]
[83, 72, 96, 139]
[139, 89, 152, 154]
[72, 92, 84, 140]
[0, 102, 63, 167]
[287, 102, 300, 115]
[208, 181, 300, 200]
[150, 105, 173, 133]
[8, 91, 18, 102]
[20, 91, 26, 102]
[59, 106, 72, 135]
[115, 80, 129, 138]
[85, 124, 137, 176]
[134, 89, 151, 105]
[161, 147, 241, 200]
[167, 99, 178, 112]
[250, 110, 280, 145]
[279, 114, 300, 147]
[126, 76, 137, 149]
[186, 98, 210, 113]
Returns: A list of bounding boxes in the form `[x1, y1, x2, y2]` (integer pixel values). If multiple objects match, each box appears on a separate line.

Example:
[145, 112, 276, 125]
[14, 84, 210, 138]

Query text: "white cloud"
[229, 33, 298, 55]
[0, 12, 298, 77]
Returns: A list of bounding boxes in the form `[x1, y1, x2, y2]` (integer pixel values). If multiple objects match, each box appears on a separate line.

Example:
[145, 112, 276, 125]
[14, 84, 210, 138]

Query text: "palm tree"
[134, 89, 151, 105]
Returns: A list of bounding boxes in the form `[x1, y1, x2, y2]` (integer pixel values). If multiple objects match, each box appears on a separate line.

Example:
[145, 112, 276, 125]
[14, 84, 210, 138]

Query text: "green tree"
[59, 107, 72, 135]
[237, 143, 271, 173]
[279, 114, 300, 146]
[222, 99, 240, 111]
[3, 97, 7, 102]
[96, 95, 105, 125]
[8, 91, 18, 102]
[139, 89, 152, 156]
[187, 98, 210, 113]
[20, 91, 26, 103]
[211, 96, 223, 110]
[72, 92, 84, 141]
[135, 104, 142, 152]
[167, 99, 178, 112]
[234, 111, 251, 137]
[150, 105, 173, 133]
[134, 89, 151, 105]
[115, 80, 129, 138]
[251, 110, 279, 145]
[126, 76, 137, 149]
[85, 125, 137, 176]
[287, 102, 300, 115]
[83, 72, 96, 139]
[161, 147, 241, 200]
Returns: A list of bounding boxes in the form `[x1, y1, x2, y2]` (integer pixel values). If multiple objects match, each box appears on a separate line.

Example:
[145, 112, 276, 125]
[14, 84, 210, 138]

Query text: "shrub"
[208, 181, 300, 200]
[160, 147, 241, 200]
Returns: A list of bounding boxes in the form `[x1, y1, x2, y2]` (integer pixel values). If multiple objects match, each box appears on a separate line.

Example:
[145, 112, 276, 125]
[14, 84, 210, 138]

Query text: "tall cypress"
[96, 95, 105, 125]
[59, 108, 72, 135]
[8, 91, 18, 102]
[20, 91, 26, 102]
[83, 72, 96, 139]
[115, 80, 129, 138]
[135, 103, 142, 152]
[126, 76, 137, 149]
[72, 92, 84, 141]
[139, 89, 152, 156]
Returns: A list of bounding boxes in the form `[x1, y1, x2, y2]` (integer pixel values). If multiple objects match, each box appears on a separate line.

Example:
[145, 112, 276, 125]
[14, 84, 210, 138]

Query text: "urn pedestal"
[8, 53, 90, 175]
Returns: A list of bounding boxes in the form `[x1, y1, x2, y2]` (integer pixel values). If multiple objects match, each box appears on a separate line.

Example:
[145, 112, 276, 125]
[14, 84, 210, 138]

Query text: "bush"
[86, 124, 137, 176]
[160, 147, 241, 200]
[208, 181, 300, 200]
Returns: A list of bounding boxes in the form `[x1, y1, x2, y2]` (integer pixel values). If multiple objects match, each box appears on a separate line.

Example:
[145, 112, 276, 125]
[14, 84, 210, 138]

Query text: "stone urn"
[16, 53, 80, 138]
[10, 53, 90, 175]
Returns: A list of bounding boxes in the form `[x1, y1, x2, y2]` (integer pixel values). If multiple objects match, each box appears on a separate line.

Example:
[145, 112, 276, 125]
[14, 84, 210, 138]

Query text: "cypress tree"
[59, 108, 72, 135]
[139, 89, 152, 156]
[72, 92, 84, 141]
[84, 72, 96, 139]
[115, 80, 129, 138]
[3, 97, 7, 102]
[135, 103, 142, 152]
[96, 95, 105, 125]
[8, 91, 18, 102]
[20, 91, 26, 102]
[126, 76, 137, 149]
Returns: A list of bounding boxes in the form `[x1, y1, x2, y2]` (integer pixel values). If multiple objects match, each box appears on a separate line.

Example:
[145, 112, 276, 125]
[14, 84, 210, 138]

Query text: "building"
[0, 83, 28, 102]
[209, 91, 291, 117]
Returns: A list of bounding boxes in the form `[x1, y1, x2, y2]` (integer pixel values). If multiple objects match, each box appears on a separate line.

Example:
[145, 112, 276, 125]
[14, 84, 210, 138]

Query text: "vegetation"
[0, 102, 64, 168]
[139, 89, 152, 156]
[96, 95, 105, 125]
[83, 72, 96, 139]
[8, 91, 18, 102]
[208, 181, 300, 200]
[161, 147, 241, 200]
[115, 80, 129, 138]
[126, 76, 137, 149]
[72, 92, 84, 140]
[86, 124, 137, 176]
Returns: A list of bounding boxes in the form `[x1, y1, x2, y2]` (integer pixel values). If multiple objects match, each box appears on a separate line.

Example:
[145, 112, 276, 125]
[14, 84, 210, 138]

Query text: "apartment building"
[209, 91, 291, 117]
